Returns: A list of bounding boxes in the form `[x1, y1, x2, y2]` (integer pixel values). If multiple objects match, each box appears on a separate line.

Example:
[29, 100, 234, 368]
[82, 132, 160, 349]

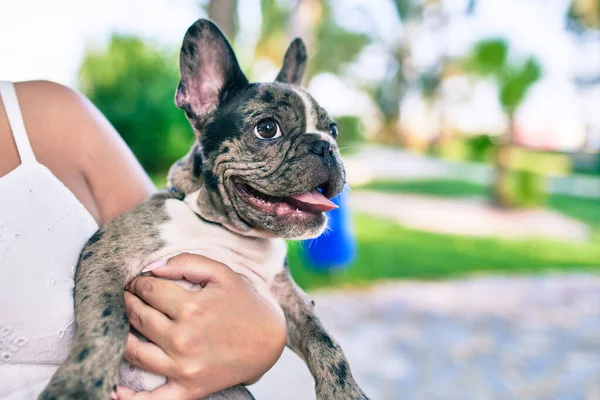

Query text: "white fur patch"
[124, 197, 288, 391]
[159, 198, 287, 296]
[291, 88, 335, 145]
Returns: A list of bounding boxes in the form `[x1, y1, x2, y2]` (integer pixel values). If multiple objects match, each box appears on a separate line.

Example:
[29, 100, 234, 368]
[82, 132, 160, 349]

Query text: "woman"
[0, 80, 287, 399]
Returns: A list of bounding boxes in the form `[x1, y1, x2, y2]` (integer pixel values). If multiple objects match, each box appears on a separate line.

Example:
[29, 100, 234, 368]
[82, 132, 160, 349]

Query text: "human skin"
[0, 80, 287, 398]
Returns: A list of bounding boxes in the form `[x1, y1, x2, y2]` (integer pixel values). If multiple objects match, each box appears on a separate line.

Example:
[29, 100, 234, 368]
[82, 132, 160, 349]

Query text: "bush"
[435, 139, 470, 161]
[510, 147, 571, 176]
[434, 137, 572, 178]
[572, 152, 600, 176]
[505, 169, 547, 208]
[465, 134, 495, 162]
[79, 35, 193, 175]
[434, 136, 494, 163]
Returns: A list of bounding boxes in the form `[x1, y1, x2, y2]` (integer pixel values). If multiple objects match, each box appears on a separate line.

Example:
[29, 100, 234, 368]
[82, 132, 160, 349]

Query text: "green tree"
[371, 0, 419, 144]
[465, 39, 542, 206]
[206, 0, 238, 38]
[566, 0, 600, 152]
[78, 36, 193, 175]
[567, 0, 600, 31]
[254, 0, 292, 65]
[255, 0, 370, 81]
[376, 0, 476, 146]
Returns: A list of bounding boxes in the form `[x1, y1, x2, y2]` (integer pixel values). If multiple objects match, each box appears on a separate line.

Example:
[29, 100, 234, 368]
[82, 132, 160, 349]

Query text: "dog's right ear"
[276, 38, 307, 86]
[175, 19, 248, 125]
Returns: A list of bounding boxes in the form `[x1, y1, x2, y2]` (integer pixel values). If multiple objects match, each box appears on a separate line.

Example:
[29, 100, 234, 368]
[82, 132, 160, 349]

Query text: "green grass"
[548, 195, 600, 228]
[287, 213, 600, 290]
[359, 179, 488, 198]
[287, 179, 600, 290]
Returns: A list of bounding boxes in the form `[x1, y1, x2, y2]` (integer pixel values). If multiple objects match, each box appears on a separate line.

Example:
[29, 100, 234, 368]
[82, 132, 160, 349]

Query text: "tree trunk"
[431, 128, 452, 155]
[492, 113, 514, 207]
[430, 104, 452, 154]
[385, 117, 402, 144]
[581, 123, 592, 152]
[289, 0, 319, 85]
[207, 0, 238, 39]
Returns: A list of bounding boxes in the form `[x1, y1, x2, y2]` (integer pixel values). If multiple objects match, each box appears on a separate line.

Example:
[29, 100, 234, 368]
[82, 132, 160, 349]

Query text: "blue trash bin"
[302, 188, 356, 271]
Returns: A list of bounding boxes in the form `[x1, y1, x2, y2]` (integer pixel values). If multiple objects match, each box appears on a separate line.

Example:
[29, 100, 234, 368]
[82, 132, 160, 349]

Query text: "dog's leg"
[270, 264, 368, 400]
[39, 239, 128, 400]
[39, 195, 172, 400]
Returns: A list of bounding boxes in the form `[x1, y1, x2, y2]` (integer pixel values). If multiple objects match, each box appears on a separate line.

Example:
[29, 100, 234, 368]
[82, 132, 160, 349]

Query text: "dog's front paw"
[39, 368, 116, 400]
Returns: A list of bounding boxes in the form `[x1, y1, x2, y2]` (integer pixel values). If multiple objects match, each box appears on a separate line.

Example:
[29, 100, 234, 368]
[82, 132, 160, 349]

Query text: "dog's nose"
[310, 140, 333, 160]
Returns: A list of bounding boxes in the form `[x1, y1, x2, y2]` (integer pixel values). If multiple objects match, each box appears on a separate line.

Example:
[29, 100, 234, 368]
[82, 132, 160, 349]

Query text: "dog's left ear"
[176, 19, 248, 124]
[275, 38, 307, 86]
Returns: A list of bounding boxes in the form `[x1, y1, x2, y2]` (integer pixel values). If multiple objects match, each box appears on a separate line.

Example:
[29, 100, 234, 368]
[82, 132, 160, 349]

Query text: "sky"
[0, 0, 598, 150]
[0, 0, 201, 84]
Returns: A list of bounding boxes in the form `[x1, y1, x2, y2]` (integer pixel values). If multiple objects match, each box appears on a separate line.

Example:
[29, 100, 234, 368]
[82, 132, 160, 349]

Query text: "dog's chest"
[149, 199, 287, 302]
[120, 199, 288, 391]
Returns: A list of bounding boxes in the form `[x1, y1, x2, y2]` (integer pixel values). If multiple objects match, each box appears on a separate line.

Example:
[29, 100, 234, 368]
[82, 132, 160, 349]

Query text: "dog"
[40, 19, 368, 400]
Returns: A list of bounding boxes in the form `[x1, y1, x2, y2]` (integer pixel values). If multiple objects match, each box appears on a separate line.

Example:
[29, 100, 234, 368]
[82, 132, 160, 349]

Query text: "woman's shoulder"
[15, 80, 79, 103]
[14, 80, 116, 156]
[1, 80, 155, 225]
[0, 81, 79, 180]
[14, 81, 97, 162]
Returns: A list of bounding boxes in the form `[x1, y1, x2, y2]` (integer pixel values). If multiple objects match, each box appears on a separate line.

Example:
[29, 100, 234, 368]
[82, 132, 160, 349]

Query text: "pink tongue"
[291, 190, 338, 212]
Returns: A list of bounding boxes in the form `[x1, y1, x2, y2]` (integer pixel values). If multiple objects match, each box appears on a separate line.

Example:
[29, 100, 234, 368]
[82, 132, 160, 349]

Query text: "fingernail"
[145, 266, 164, 274]
[142, 257, 168, 273]
[110, 391, 118, 400]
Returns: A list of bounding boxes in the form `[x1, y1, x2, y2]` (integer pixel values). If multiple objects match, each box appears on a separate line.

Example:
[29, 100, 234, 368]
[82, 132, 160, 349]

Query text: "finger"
[116, 383, 190, 400]
[115, 386, 135, 399]
[125, 291, 174, 347]
[123, 333, 176, 377]
[128, 276, 188, 319]
[151, 253, 233, 285]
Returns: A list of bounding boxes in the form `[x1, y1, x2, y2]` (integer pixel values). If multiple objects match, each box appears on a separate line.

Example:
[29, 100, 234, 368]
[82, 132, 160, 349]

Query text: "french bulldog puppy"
[40, 19, 367, 400]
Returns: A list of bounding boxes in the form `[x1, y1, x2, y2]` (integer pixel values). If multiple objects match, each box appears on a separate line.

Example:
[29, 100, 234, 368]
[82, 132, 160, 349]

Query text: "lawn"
[287, 179, 600, 290]
[359, 179, 487, 198]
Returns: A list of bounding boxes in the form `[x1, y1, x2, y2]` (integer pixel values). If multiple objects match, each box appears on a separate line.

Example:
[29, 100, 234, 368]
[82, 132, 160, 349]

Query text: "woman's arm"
[6, 81, 287, 396]
[9, 80, 155, 224]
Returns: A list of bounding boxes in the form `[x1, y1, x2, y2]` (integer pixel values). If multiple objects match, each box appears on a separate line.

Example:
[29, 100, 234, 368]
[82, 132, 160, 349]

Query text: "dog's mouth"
[234, 179, 338, 218]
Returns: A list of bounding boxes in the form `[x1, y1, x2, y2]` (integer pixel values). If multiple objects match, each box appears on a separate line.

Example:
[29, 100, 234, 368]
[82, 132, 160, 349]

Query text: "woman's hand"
[116, 253, 287, 399]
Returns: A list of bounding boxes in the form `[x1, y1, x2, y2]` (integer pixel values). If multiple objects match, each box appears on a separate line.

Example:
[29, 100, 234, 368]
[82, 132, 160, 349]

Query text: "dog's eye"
[329, 124, 338, 138]
[254, 119, 281, 139]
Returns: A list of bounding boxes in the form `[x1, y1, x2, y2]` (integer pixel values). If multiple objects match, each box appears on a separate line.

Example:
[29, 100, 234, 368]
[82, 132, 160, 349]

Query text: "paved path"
[350, 191, 591, 242]
[250, 276, 600, 400]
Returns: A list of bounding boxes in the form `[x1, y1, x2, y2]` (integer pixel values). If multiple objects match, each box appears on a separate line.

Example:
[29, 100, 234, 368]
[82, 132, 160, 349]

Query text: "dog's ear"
[175, 19, 248, 123]
[275, 38, 307, 86]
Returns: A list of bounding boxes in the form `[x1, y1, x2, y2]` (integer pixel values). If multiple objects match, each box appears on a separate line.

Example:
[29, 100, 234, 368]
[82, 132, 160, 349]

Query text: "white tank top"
[0, 81, 99, 399]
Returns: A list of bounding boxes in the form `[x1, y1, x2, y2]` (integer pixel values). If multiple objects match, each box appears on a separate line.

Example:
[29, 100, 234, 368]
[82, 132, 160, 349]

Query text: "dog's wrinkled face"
[170, 19, 345, 239]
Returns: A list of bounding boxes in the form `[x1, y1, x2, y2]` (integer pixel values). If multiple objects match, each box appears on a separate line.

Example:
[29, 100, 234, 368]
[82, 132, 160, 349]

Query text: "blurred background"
[2, 0, 600, 398]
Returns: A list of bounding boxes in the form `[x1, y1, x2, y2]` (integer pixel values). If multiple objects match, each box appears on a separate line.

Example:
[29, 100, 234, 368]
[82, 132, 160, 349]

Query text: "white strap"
[0, 81, 37, 164]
